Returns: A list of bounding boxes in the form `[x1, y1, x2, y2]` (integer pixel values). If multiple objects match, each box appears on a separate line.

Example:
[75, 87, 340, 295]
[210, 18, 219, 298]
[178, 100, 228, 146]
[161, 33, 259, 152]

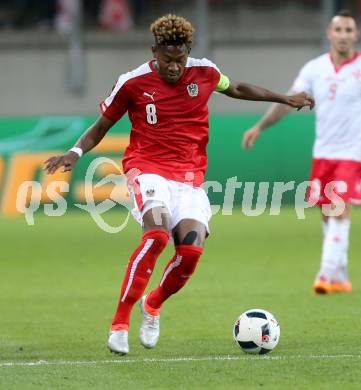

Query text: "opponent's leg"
[331, 206, 352, 292]
[315, 204, 351, 293]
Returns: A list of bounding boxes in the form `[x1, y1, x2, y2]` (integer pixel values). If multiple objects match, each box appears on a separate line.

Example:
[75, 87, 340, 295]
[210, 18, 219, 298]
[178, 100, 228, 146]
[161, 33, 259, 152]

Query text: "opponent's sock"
[322, 221, 328, 237]
[337, 219, 351, 282]
[319, 218, 350, 281]
[320, 221, 329, 279]
[146, 245, 203, 315]
[111, 229, 169, 330]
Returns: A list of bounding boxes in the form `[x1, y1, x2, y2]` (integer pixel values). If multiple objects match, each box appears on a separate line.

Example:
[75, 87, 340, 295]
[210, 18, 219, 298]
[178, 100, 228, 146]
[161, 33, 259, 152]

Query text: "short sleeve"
[188, 57, 222, 90]
[292, 60, 315, 94]
[100, 75, 130, 122]
[204, 59, 222, 90]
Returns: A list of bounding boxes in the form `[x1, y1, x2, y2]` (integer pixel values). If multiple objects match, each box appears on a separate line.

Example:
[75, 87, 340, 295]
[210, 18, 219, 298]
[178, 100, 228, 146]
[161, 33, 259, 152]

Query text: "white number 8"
[146, 103, 157, 124]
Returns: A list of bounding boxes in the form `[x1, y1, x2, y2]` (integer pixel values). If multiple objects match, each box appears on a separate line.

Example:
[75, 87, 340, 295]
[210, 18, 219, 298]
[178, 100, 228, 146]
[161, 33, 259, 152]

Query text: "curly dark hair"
[150, 14, 195, 46]
[335, 9, 354, 18]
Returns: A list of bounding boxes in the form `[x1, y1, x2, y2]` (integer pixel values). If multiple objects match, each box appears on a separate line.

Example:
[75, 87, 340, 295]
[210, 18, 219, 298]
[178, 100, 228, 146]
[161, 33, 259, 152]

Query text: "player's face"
[327, 16, 359, 55]
[152, 44, 190, 83]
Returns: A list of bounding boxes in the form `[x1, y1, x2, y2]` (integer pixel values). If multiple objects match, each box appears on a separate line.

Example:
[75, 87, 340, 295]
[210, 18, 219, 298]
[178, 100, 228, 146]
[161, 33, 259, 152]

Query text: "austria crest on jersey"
[187, 83, 198, 97]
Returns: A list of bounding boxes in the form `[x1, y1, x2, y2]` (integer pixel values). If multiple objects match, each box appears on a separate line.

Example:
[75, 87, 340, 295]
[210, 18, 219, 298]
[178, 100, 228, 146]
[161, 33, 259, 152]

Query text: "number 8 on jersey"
[146, 103, 157, 124]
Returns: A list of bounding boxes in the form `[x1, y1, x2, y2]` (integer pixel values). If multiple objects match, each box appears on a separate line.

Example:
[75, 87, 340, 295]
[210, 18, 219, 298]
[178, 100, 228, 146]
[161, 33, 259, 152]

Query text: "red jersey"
[100, 57, 221, 186]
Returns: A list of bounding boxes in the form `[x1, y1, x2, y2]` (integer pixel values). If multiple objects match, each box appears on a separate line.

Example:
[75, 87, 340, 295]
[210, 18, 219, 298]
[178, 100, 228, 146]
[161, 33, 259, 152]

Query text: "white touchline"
[1, 354, 360, 368]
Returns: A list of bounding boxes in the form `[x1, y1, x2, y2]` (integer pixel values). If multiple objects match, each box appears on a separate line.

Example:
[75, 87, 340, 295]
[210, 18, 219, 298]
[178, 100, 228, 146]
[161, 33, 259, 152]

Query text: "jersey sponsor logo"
[143, 91, 156, 101]
[187, 83, 199, 97]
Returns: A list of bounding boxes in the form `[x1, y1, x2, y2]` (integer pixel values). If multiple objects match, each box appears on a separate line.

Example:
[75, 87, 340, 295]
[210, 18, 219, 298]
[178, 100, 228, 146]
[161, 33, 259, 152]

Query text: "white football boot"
[139, 295, 160, 349]
[108, 330, 129, 355]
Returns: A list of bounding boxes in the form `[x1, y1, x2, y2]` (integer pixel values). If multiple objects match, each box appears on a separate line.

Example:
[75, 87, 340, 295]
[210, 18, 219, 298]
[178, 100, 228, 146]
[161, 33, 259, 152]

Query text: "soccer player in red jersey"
[45, 14, 313, 354]
[243, 10, 360, 295]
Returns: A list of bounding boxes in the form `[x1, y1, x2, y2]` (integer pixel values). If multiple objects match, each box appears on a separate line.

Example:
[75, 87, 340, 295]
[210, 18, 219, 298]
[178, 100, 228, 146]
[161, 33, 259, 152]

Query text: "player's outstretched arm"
[219, 80, 314, 150]
[221, 80, 314, 109]
[44, 115, 114, 174]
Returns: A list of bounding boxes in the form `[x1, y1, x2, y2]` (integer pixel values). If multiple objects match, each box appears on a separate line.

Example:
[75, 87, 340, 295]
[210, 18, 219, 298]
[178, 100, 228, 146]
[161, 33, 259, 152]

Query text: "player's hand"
[44, 151, 79, 174]
[286, 92, 315, 111]
[242, 126, 261, 150]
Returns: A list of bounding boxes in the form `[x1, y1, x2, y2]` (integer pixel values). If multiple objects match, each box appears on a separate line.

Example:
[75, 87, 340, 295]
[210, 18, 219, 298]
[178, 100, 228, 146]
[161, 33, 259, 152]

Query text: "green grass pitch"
[1, 208, 361, 389]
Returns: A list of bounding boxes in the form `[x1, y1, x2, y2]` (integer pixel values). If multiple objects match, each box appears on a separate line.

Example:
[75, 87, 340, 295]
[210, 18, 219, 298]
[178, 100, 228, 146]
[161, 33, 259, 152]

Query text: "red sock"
[111, 228, 169, 330]
[146, 245, 203, 315]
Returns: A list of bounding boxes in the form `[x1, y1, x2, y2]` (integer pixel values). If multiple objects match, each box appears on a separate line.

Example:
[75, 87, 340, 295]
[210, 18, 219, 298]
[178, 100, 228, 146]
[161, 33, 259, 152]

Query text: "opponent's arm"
[44, 115, 114, 174]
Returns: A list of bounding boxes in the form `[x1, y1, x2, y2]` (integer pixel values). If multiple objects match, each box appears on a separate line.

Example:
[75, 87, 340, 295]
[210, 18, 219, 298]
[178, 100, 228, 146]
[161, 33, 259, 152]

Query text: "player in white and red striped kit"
[45, 14, 313, 354]
[243, 10, 360, 294]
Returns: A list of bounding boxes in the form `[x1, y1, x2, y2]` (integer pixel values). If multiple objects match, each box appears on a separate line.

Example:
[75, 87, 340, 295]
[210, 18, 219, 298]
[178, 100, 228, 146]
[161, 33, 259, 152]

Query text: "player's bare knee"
[174, 230, 206, 247]
[181, 231, 198, 245]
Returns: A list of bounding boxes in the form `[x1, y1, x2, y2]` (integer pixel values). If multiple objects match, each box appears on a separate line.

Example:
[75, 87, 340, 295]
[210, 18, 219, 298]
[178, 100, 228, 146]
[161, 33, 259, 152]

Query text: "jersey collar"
[329, 51, 360, 73]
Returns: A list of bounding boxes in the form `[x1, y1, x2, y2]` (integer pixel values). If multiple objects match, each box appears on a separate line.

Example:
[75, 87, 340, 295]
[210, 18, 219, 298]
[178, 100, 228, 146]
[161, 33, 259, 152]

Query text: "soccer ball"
[233, 308, 280, 355]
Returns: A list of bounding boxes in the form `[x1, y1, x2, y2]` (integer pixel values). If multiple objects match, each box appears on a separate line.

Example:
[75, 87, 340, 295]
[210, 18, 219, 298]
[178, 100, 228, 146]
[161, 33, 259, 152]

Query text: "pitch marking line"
[1, 354, 360, 368]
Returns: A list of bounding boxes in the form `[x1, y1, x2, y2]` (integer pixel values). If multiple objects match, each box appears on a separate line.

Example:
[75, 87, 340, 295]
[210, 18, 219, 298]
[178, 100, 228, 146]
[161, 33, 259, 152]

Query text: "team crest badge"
[187, 83, 198, 97]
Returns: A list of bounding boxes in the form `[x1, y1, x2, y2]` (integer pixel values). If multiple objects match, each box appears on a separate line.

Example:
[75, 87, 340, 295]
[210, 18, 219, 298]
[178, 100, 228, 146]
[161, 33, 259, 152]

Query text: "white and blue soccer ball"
[233, 308, 280, 354]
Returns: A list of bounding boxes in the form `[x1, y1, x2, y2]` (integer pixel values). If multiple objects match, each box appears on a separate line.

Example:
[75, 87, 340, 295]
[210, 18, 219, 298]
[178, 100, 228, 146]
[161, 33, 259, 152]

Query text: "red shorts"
[308, 159, 361, 206]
